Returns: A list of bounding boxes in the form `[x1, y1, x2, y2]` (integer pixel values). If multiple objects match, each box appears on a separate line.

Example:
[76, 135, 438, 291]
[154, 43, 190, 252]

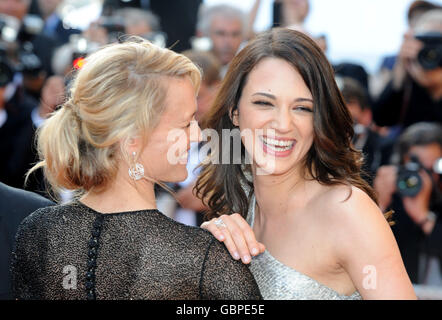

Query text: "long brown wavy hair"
[195, 28, 391, 223]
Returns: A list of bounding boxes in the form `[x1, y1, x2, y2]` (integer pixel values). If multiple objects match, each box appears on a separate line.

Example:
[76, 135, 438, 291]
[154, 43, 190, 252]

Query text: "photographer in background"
[373, 9, 442, 129]
[337, 76, 383, 184]
[82, 8, 164, 48]
[20, 51, 46, 102]
[0, 181, 53, 299]
[196, 4, 247, 78]
[21, 75, 65, 196]
[101, 0, 202, 52]
[374, 122, 442, 285]
[32, 0, 81, 46]
[0, 0, 57, 76]
[378, 0, 441, 73]
[0, 59, 36, 189]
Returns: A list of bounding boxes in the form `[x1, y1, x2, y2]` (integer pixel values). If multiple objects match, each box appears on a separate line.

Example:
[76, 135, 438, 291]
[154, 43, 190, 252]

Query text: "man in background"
[0, 182, 53, 299]
[196, 4, 246, 77]
[374, 123, 442, 285]
[373, 9, 442, 128]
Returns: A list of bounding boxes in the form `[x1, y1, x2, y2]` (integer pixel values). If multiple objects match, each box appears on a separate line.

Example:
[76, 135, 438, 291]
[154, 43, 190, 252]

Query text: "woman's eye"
[253, 100, 273, 106]
[293, 106, 313, 113]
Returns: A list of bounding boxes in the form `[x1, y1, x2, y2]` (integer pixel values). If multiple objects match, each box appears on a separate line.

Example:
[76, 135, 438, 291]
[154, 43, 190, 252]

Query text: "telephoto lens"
[415, 32, 442, 70]
[396, 155, 423, 197]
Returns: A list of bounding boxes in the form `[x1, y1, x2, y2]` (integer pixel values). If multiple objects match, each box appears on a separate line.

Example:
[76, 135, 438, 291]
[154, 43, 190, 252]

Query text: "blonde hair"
[28, 37, 201, 198]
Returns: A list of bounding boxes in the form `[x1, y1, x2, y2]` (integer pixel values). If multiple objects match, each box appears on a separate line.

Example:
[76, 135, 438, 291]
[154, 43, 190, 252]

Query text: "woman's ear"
[230, 108, 240, 127]
[124, 135, 143, 158]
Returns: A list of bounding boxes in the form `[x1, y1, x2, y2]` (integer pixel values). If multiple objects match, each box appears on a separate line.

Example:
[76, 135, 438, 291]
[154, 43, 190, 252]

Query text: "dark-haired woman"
[196, 28, 416, 300]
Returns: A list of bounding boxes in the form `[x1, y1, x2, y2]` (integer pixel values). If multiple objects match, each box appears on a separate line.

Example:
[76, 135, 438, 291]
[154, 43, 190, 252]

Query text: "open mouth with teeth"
[260, 136, 296, 155]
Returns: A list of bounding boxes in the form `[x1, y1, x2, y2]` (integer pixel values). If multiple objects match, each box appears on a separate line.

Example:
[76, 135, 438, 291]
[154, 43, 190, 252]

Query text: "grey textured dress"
[11, 201, 262, 300]
[246, 194, 362, 300]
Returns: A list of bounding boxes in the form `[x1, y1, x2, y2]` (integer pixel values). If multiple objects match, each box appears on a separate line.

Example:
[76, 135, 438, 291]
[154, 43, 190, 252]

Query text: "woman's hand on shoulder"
[201, 214, 266, 264]
[327, 186, 416, 300]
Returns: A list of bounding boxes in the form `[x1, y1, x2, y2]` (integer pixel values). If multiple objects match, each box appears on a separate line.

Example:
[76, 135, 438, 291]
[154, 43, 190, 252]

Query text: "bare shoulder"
[313, 185, 415, 299]
[314, 183, 397, 258]
[312, 184, 388, 235]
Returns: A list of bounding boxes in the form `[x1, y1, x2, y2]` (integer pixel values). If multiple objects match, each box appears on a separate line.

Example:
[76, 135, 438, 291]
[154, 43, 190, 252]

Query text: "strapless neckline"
[247, 194, 362, 300]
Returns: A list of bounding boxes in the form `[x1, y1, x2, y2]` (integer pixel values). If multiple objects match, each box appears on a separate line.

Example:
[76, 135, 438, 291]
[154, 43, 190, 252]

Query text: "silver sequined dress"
[246, 194, 362, 300]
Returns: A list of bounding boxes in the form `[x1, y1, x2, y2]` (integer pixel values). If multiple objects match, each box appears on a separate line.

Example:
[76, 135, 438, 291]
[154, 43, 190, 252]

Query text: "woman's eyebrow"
[252, 92, 313, 103]
[252, 92, 276, 99]
[294, 98, 314, 103]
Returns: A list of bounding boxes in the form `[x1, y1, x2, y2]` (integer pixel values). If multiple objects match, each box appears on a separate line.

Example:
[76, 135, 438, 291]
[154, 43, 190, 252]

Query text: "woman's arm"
[330, 187, 417, 300]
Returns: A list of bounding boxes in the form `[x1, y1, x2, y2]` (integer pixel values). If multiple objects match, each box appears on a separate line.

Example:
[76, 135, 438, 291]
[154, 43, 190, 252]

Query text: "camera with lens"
[0, 13, 44, 44]
[18, 43, 43, 75]
[397, 155, 442, 197]
[0, 13, 44, 74]
[415, 31, 442, 70]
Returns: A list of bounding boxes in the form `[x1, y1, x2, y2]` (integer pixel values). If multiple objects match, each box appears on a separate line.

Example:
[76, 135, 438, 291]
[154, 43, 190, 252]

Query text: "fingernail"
[243, 255, 251, 263]
[251, 248, 259, 255]
[233, 252, 240, 260]
[218, 234, 224, 241]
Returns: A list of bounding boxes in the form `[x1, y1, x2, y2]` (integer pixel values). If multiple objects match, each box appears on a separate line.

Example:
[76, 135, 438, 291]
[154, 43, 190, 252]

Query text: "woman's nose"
[271, 108, 292, 133]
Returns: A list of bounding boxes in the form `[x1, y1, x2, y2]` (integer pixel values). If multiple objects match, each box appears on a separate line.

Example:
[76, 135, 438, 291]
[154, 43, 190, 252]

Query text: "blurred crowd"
[0, 0, 441, 288]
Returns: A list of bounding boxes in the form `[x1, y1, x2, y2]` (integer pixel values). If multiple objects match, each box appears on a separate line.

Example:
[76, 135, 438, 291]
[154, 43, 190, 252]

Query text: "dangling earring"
[128, 151, 144, 181]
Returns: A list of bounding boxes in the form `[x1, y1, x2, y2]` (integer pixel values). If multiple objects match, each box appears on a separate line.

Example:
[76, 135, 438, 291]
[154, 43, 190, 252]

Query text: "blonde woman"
[11, 38, 261, 300]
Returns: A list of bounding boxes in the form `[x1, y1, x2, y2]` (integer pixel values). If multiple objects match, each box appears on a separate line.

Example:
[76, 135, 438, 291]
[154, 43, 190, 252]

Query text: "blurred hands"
[393, 30, 424, 89]
[398, 31, 423, 62]
[374, 165, 398, 211]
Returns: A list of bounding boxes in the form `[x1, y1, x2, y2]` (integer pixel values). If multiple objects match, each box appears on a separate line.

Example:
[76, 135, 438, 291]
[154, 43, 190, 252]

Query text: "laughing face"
[233, 57, 315, 176]
[140, 76, 200, 183]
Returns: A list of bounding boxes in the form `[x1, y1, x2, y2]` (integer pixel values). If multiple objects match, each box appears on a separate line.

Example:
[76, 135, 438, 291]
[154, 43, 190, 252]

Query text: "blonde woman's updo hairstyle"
[29, 37, 201, 198]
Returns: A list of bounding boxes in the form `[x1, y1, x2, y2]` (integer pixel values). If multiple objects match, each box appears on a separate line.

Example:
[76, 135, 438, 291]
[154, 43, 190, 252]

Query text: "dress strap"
[246, 194, 256, 228]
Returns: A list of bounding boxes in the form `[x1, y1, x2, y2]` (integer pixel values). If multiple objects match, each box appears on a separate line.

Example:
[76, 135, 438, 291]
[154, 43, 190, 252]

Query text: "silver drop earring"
[128, 151, 144, 180]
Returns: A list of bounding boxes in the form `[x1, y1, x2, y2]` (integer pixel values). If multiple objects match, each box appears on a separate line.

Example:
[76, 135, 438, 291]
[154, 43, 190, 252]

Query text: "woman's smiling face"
[234, 57, 315, 176]
[140, 76, 200, 183]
